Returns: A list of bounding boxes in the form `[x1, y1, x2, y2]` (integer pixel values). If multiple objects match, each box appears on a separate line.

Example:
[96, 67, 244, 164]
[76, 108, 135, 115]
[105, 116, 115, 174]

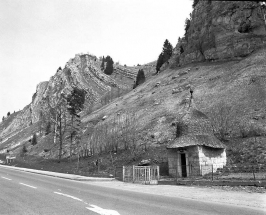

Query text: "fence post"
[212, 164, 213, 181]
[176, 165, 178, 184]
[123, 166, 125, 182]
[133, 165, 135, 183]
[252, 165, 256, 182]
[157, 166, 160, 181]
[148, 167, 151, 183]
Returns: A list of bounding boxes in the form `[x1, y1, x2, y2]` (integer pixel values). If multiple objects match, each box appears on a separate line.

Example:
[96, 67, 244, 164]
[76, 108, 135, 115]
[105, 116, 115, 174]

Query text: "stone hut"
[167, 93, 226, 178]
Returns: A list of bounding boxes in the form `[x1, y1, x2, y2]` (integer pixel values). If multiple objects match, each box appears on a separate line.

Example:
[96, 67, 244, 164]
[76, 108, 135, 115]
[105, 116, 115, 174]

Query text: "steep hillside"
[6, 46, 264, 166]
[78, 47, 266, 165]
[1, 0, 266, 173]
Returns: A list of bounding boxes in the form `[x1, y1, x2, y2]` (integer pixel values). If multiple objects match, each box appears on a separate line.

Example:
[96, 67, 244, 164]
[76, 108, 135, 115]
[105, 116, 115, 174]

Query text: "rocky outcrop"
[169, 1, 266, 67]
[0, 53, 136, 142]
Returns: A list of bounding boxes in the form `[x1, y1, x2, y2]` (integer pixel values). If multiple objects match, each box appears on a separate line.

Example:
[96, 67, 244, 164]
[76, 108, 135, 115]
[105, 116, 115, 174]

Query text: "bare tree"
[208, 104, 233, 141]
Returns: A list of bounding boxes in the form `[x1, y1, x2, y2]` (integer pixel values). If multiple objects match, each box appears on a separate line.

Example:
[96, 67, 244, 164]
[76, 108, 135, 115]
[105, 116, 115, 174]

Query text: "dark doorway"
[181, 153, 187, 177]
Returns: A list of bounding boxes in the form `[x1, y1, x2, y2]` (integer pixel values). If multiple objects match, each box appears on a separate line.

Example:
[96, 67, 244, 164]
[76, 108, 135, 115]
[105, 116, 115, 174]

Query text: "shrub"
[21, 145, 27, 154]
[32, 133, 37, 145]
[238, 21, 252, 33]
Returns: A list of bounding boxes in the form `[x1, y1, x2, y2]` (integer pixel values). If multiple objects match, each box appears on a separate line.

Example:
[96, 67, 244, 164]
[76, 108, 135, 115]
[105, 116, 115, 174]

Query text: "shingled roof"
[167, 93, 226, 149]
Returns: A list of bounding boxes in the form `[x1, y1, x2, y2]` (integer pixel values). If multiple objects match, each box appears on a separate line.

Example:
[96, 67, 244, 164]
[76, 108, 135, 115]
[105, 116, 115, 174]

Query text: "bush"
[21, 145, 27, 156]
[239, 123, 263, 138]
[238, 21, 252, 33]
[32, 133, 37, 145]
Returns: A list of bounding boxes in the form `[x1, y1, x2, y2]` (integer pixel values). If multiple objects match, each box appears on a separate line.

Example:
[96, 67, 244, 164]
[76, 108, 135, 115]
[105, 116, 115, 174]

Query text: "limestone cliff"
[169, 1, 266, 67]
[0, 53, 136, 148]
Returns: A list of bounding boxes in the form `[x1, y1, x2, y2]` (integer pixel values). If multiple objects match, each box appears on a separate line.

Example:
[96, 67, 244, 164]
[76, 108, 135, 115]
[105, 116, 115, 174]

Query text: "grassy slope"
[82, 47, 266, 165]
[1, 48, 266, 175]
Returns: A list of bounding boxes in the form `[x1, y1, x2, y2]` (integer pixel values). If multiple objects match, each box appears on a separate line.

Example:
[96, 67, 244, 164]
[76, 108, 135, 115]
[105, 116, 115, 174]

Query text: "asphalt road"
[0, 166, 265, 215]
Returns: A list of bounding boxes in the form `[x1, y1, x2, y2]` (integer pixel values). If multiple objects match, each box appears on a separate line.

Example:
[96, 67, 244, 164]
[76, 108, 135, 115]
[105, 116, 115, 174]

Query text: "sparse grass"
[2, 47, 266, 175]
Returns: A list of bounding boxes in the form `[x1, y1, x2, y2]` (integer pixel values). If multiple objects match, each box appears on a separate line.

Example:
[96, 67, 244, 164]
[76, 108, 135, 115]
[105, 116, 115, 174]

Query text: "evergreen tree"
[156, 53, 164, 73]
[7, 112, 10, 117]
[32, 133, 37, 145]
[101, 56, 105, 71]
[156, 39, 173, 73]
[104, 56, 114, 75]
[66, 87, 86, 164]
[66, 87, 86, 117]
[134, 69, 146, 88]
[184, 18, 191, 40]
[192, 0, 200, 8]
[2, 116, 4, 121]
[162, 39, 173, 63]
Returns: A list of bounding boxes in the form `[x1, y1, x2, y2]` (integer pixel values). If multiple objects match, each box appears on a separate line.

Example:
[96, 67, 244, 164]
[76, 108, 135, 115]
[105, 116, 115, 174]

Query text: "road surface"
[0, 166, 265, 215]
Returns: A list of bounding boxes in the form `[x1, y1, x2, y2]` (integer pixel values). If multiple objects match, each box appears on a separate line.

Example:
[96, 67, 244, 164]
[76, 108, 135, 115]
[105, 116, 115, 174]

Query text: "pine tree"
[192, 0, 200, 8]
[2, 116, 4, 122]
[101, 56, 105, 71]
[104, 56, 114, 75]
[162, 39, 173, 63]
[66, 87, 86, 165]
[156, 39, 173, 73]
[7, 112, 10, 117]
[156, 53, 164, 73]
[134, 69, 146, 88]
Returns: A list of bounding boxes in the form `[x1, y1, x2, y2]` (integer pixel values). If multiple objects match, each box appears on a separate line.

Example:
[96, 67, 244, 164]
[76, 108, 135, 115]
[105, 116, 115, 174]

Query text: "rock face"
[169, 1, 266, 67]
[0, 53, 136, 142]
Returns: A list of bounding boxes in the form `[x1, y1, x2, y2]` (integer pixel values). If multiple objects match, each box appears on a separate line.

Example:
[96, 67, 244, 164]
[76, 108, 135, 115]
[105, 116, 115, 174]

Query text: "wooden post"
[133, 165, 135, 183]
[157, 166, 160, 181]
[123, 166, 125, 182]
[212, 164, 213, 181]
[252, 165, 256, 182]
[148, 167, 151, 184]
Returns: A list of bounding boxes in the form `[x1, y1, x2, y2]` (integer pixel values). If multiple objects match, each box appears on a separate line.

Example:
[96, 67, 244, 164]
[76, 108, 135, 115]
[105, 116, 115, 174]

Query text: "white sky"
[0, 0, 193, 118]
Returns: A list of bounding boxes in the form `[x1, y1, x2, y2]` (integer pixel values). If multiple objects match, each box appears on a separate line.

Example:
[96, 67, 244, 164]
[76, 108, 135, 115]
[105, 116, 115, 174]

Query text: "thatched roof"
[167, 134, 225, 149]
[167, 96, 226, 149]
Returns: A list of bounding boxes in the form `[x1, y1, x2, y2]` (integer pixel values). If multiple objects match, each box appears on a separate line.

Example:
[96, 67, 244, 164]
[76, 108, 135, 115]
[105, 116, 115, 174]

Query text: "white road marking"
[86, 205, 120, 215]
[19, 183, 37, 189]
[54, 191, 120, 214]
[54, 192, 83, 202]
[1, 177, 12, 180]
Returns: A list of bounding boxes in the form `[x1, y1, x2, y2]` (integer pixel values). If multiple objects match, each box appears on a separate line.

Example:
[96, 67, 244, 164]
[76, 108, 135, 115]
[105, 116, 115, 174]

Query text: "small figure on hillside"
[189, 87, 194, 108]
[190, 87, 193, 98]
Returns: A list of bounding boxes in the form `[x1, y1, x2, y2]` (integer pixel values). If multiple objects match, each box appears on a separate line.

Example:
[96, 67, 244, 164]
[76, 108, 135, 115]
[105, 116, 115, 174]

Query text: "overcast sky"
[0, 0, 193, 118]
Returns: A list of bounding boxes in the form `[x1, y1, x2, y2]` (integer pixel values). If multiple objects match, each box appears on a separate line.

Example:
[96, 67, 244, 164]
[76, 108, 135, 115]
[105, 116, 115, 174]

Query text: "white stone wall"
[198, 146, 226, 174]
